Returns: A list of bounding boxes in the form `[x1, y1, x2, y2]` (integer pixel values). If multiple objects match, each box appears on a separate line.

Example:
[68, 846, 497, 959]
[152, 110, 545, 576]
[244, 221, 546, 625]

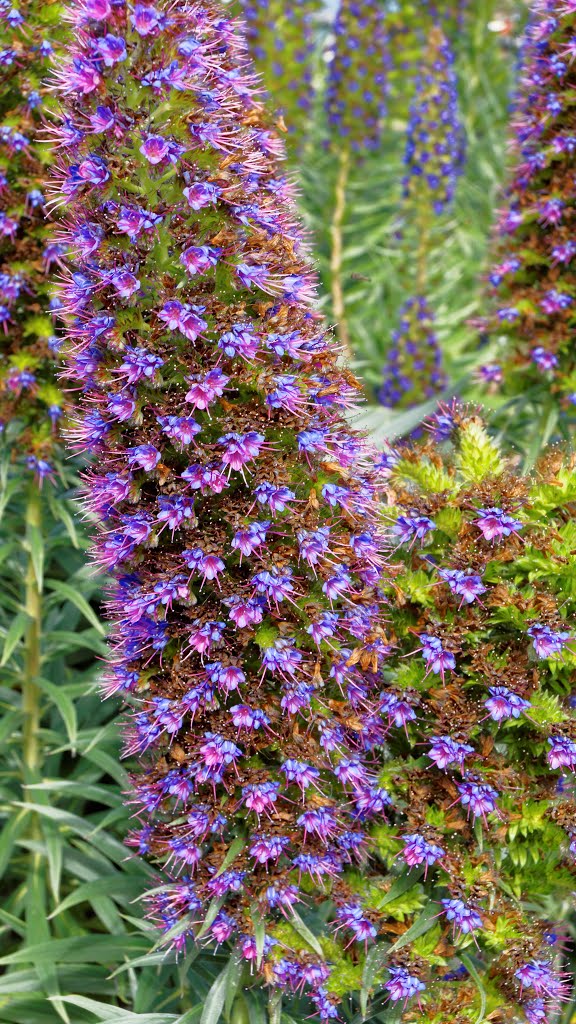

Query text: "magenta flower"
[484, 686, 530, 722]
[528, 622, 571, 658]
[547, 736, 576, 770]
[474, 506, 523, 543]
[428, 735, 474, 771]
[131, 3, 161, 35]
[140, 133, 171, 164]
[401, 834, 444, 869]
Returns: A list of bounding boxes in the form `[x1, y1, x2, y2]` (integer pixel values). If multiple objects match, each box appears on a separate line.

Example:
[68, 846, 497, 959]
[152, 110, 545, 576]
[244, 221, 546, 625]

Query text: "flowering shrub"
[368, 405, 576, 1021]
[0, 0, 67, 478]
[49, 0, 401, 1014]
[241, 0, 320, 144]
[480, 0, 576, 435]
[324, 0, 390, 155]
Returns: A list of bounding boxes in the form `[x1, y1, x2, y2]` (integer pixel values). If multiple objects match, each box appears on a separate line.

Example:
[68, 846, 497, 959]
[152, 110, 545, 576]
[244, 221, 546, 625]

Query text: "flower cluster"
[324, 0, 390, 154]
[0, 0, 67, 478]
[378, 295, 446, 409]
[49, 0, 411, 1014]
[480, 1, 576, 425]
[369, 405, 576, 1020]
[403, 26, 465, 216]
[242, 0, 320, 144]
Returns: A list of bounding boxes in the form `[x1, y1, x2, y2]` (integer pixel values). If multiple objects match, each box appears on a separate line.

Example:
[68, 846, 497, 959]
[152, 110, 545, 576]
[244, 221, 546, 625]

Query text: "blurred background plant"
[471, 0, 576, 464]
[241, 0, 532, 439]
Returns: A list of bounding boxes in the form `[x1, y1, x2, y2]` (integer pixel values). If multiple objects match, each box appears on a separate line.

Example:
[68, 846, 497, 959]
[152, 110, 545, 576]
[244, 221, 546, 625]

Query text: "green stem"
[415, 199, 431, 297]
[267, 990, 282, 1024]
[23, 484, 42, 788]
[330, 147, 352, 362]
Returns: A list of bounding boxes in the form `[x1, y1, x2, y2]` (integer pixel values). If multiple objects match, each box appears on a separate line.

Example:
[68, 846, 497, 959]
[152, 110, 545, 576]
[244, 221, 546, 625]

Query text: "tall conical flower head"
[325, 0, 390, 154]
[378, 295, 445, 408]
[50, 0, 391, 1010]
[0, 1, 67, 479]
[370, 405, 576, 1019]
[480, 1, 576, 424]
[403, 26, 465, 215]
[241, 0, 321, 144]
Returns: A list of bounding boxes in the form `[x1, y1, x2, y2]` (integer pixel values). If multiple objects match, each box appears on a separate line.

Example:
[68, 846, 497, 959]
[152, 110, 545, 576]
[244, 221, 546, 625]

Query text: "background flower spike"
[479, 0, 576, 453]
[0, 0, 67, 479]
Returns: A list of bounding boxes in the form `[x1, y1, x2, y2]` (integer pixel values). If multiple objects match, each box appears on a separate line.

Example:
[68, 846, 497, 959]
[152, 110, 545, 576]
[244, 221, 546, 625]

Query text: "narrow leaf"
[45, 579, 105, 634]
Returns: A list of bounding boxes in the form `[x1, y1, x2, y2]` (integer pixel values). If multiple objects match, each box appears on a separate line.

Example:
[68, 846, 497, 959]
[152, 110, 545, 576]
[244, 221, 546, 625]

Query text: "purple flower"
[531, 346, 558, 372]
[540, 289, 573, 314]
[180, 245, 221, 275]
[457, 777, 499, 821]
[96, 33, 127, 65]
[402, 30, 464, 216]
[428, 735, 474, 771]
[131, 4, 161, 35]
[183, 182, 221, 209]
[185, 368, 229, 410]
[528, 622, 571, 658]
[126, 444, 161, 471]
[401, 833, 444, 869]
[441, 898, 483, 935]
[484, 686, 530, 722]
[547, 736, 576, 770]
[158, 300, 207, 341]
[474, 506, 523, 542]
[418, 634, 456, 678]
[52, 0, 391, 998]
[515, 960, 566, 1000]
[439, 568, 486, 605]
[392, 513, 436, 545]
[140, 133, 171, 164]
[78, 154, 110, 185]
[385, 967, 426, 1003]
[335, 903, 377, 944]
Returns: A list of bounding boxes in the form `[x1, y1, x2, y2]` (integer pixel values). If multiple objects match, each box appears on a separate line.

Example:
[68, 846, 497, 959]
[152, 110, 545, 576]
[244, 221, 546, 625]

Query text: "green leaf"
[0, 935, 151, 967]
[35, 677, 78, 752]
[359, 943, 390, 1018]
[250, 905, 266, 970]
[47, 997, 179, 1023]
[460, 954, 488, 1024]
[0, 807, 29, 880]
[349, 399, 438, 444]
[1, 610, 30, 666]
[387, 902, 438, 953]
[200, 953, 243, 1024]
[223, 950, 243, 1019]
[288, 908, 324, 959]
[45, 579, 105, 635]
[25, 870, 69, 1024]
[194, 896, 225, 942]
[377, 868, 423, 908]
[213, 836, 245, 876]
